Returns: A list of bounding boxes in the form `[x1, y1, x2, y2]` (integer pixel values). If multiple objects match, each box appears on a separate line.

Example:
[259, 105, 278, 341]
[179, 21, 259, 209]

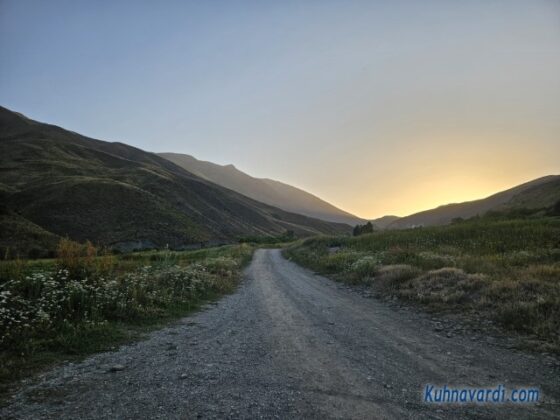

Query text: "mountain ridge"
[387, 175, 560, 229]
[158, 152, 366, 226]
[0, 106, 350, 257]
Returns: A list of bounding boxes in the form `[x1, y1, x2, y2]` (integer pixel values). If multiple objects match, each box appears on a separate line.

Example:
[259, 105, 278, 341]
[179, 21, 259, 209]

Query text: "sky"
[1, 0, 559, 219]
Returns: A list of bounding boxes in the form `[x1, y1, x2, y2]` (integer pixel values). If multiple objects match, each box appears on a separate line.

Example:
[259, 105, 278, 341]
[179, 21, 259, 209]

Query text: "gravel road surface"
[2, 249, 559, 419]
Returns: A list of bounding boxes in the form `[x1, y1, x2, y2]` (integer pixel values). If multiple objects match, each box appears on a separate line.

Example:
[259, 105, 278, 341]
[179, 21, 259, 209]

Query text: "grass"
[285, 216, 560, 352]
[0, 241, 254, 398]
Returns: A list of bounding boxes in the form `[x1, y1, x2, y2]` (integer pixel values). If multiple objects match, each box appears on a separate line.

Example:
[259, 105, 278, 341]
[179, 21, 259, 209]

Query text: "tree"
[362, 221, 374, 234]
[353, 222, 374, 236]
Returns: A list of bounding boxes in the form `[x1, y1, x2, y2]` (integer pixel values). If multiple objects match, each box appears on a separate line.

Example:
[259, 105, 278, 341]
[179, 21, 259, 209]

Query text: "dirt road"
[2, 249, 559, 419]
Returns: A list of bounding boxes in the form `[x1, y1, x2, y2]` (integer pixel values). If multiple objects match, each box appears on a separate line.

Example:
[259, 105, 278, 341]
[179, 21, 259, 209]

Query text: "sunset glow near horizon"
[1, 1, 559, 219]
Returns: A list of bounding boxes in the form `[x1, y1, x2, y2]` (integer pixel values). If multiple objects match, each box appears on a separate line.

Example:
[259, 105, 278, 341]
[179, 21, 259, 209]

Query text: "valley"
[2, 2, 559, 417]
[1, 107, 559, 418]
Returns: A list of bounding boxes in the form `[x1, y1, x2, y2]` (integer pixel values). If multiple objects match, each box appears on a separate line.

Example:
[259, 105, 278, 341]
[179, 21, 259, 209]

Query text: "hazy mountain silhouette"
[158, 153, 366, 226]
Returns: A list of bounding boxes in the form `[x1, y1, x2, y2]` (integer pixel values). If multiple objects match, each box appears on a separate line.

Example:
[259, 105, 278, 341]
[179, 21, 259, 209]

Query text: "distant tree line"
[353, 222, 374, 236]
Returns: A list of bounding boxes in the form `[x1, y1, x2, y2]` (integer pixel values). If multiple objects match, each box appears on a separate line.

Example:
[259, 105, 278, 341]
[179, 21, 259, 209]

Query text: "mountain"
[388, 175, 560, 229]
[158, 153, 366, 226]
[0, 106, 350, 257]
[370, 215, 400, 229]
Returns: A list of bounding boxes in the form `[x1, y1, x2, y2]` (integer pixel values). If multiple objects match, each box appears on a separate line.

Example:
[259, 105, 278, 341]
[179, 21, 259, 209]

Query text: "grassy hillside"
[389, 176, 560, 228]
[0, 212, 60, 259]
[286, 215, 560, 352]
[502, 177, 560, 210]
[159, 152, 365, 226]
[0, 106, 350, 257]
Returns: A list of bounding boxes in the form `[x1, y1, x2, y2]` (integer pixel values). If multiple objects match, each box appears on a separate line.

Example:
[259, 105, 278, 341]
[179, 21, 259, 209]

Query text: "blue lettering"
[434, 388, 442, 402]
[476, 389, 485, 402]
[491, 385, 502, 402]
[424, 385, 434, 402]
[442, 385, 451, 402]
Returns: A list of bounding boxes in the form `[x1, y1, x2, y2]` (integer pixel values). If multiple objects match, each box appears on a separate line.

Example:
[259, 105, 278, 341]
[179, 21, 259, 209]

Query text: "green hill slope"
[0, 106, 350, 257]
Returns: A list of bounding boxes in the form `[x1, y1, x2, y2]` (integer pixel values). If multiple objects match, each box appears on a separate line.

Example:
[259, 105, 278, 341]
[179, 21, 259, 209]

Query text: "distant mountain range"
[387, 175, 560, 229]
[2, 106, 557, 258]
[0, 106, 350, 257]
[158, 153, 366, 226]
[158, 152, 560, 231]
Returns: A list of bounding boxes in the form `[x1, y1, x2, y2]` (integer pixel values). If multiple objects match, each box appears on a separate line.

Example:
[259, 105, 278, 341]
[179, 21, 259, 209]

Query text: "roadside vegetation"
[0, 239, 253, 396]
[285, 215, 560, 352]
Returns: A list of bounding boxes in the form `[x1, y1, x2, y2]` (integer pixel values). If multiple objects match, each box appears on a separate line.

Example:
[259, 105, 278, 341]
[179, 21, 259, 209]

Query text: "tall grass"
[55, 238, 116, 278]
[285, 217, 560, 351]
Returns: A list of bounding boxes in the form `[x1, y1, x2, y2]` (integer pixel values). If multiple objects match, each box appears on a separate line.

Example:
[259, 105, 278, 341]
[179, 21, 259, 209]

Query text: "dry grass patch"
[373, 264, 420, 292]
[399, 267, 486, 306]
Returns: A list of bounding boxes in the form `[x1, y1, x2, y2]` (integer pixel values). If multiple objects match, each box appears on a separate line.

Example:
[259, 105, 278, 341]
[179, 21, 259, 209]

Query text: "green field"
[0, 242, 254, 397]
[285, 216, 560, 352]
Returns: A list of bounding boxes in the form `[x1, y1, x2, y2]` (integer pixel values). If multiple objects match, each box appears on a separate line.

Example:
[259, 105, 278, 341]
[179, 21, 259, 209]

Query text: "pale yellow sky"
[268, 130, 559, 219]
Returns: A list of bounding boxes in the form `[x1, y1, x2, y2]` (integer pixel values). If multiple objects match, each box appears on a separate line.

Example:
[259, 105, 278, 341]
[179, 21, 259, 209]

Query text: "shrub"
[323, 251, 363, 273]
[400, 268, 486, 306]
[55, 239, 114, 278]
[374, 264, 420, 291]
[0, 258, 28, 284]
[350, 256, 380, 278]
[417, 252, 456, 270]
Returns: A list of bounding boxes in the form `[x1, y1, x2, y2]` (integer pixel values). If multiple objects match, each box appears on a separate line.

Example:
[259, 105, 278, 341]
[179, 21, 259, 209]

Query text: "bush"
[350, 256, 380, 278]
[417, 252, 456, 270]
[56, 238, 115, 279]
[401, 268, 486, 305]
[374, 265, 420, 291]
